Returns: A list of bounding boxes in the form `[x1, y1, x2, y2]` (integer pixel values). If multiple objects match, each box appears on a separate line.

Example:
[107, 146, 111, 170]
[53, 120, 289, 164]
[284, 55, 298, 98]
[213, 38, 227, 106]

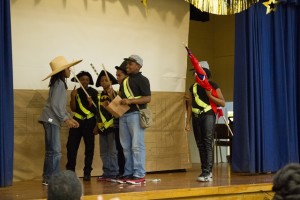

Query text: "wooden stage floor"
[0, 163, 274, 200]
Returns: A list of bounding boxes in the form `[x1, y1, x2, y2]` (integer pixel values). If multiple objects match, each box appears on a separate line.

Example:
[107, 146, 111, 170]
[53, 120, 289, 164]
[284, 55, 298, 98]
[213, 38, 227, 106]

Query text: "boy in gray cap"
[117, 54, 151, 184]
[185, 61, 225, 182]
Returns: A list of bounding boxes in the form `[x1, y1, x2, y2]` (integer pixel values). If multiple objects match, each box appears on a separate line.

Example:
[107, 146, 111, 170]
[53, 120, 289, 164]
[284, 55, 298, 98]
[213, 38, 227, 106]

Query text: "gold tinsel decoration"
[186, 0, 260, 15]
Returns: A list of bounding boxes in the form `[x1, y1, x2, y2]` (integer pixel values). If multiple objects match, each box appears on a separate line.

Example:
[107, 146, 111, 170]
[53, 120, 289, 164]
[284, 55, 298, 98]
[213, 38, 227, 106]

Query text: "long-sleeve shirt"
[38, 79, 70, 126]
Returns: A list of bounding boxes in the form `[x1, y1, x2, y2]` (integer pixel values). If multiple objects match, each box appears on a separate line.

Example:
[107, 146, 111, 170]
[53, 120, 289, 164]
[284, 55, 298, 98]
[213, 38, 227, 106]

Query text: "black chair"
[214, 122, 233, 163]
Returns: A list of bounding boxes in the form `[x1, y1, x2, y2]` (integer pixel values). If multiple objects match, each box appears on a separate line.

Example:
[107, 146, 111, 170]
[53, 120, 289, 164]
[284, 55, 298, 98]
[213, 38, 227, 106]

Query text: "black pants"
[66, 117, 96, 175]
[114, 128, 125, 175]
[192, 114, 216, 173]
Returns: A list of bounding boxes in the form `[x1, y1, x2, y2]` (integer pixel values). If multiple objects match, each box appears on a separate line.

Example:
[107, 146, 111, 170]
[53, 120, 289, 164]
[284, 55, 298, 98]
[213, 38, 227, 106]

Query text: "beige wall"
[186, 14, 234, 101]
[11, 0, 189, 92]
[211, 14, 235, 101]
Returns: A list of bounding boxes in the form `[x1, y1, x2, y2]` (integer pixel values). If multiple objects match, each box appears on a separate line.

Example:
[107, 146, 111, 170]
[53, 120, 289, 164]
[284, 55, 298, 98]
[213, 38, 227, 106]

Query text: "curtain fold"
[279, 0, 300, 5]
[0, 0, 14, 187]
[232, 1, 300, 173]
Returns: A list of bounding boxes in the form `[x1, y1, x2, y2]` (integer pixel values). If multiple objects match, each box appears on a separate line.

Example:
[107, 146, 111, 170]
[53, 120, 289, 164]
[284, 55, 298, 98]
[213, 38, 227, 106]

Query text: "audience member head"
[272, 163, 300, 200]
[47, 170, 82, 200]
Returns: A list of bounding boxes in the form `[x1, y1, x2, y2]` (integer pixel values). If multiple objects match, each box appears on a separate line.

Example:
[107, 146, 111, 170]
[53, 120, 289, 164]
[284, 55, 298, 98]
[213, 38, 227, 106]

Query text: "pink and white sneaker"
[126, 176, 146, 185]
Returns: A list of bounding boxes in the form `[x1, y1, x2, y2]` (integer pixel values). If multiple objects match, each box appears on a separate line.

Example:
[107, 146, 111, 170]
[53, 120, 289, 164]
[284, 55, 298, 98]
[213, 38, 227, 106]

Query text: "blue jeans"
[42, 122, 61, 181]
[100, 130, 119, 177]
[119, 111, 145, 178]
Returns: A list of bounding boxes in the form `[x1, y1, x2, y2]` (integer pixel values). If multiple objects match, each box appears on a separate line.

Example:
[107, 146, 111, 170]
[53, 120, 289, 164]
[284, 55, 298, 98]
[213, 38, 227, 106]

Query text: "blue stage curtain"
[279, 0, 300, 5]
[232, 1, 300, 173]
[0, 0, 14, 187]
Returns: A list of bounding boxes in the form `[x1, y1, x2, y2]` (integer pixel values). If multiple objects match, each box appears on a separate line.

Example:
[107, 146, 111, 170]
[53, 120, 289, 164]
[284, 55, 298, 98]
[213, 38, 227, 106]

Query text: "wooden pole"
[101, 64, 116, 98]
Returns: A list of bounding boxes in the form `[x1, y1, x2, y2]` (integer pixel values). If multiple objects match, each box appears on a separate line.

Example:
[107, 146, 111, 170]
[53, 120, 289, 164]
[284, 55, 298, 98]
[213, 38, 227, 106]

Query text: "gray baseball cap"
[189, 60, 210, 71]
[124, 54, 143, 67]
[199, 61, 209, 69]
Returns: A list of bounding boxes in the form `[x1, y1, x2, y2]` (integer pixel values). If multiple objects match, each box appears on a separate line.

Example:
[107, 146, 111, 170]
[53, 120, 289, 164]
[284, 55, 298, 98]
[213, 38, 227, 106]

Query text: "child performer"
[95, 70, 119, 182]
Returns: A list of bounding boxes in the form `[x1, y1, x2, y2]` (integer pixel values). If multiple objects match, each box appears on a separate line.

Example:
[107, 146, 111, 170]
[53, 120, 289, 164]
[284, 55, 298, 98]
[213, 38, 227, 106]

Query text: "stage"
[0, 163, 274, 200]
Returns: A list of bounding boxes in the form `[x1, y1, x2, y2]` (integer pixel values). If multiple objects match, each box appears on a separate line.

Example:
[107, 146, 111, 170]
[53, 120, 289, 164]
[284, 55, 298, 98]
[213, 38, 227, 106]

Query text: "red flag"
[185, 46, 223, 118]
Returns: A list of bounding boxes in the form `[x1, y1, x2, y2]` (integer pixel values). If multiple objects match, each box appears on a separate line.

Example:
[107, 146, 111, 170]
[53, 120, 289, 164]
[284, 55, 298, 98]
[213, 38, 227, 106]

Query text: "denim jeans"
[114, 128, 125, 175]
[192, 114, 216, 173]
[119, 111, 145, 178]
[42, 122, 61, 182]
[100, 130, 119, 177]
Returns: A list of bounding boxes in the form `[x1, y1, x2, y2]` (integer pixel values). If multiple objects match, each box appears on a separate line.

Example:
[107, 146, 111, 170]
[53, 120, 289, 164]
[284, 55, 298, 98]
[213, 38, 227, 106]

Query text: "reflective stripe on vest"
[74, 94, 94, 120]
[74, 112, 94, 120]
[97, 94, 113, 129]
[123, 77, 141, 99]
[192, 83, 212, 114]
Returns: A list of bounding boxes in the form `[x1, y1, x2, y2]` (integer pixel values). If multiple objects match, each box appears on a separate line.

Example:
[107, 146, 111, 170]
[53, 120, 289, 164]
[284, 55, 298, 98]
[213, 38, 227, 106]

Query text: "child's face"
[126, 61, 140, 74]
[79, 75, 90, 88]
[100, 76, 111, 89]
[116, 70, 127, 84]
[64, 67, 71, 78]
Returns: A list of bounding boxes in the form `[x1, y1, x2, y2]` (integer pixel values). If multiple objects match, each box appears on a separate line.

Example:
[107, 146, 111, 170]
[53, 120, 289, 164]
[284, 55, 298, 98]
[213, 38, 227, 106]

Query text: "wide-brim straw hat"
[42, 56, 82, 81]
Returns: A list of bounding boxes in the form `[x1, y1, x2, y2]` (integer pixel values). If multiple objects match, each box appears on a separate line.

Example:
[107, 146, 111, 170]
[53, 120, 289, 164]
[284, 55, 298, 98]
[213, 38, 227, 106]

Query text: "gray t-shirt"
[38, 79, 70, 126]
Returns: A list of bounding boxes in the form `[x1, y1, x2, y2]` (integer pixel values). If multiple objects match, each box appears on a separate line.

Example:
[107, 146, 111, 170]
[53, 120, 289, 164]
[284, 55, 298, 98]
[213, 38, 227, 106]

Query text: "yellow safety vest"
[192, 83, 212, 115]
[97, 93, 113, 130]
[74, 94, 94, 120]
[123, 77, 141, 99]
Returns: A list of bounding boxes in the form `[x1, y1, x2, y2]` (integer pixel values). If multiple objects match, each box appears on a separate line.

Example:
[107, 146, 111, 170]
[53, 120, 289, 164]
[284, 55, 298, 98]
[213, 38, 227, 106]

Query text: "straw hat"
[42, 56, 82, 81]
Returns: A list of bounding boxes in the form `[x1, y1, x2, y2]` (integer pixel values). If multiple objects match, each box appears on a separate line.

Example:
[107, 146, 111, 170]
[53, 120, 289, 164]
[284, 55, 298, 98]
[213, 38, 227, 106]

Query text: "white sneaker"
[197, 172, 212, 182]
[42, 181, 48, 186]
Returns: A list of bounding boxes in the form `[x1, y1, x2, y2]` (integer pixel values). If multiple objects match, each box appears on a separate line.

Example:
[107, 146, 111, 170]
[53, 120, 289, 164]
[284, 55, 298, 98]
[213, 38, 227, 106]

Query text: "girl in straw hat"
[38, 56, 82, 186]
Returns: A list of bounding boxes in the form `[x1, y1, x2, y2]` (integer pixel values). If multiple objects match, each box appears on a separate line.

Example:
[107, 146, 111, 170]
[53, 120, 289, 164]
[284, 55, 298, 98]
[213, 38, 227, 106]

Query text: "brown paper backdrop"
[13, 90, 191, 181]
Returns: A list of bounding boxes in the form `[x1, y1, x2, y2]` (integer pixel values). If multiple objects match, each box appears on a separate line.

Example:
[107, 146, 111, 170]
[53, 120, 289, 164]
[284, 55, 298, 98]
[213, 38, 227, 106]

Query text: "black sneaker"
[116, 174, 123, 179]
[97, 175, 117, 182]
[126, 176, 146, 185]
[116, 175, 132, 184]
[83, 174, 91, 181]
[108, 176, 118, 183]
[97, 175, 109, 182]
[197, 171, 212, 182]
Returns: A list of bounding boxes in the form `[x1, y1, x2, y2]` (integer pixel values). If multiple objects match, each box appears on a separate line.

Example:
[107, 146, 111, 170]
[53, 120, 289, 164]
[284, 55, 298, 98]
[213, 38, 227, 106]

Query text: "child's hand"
[71, 86, 77, 99]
